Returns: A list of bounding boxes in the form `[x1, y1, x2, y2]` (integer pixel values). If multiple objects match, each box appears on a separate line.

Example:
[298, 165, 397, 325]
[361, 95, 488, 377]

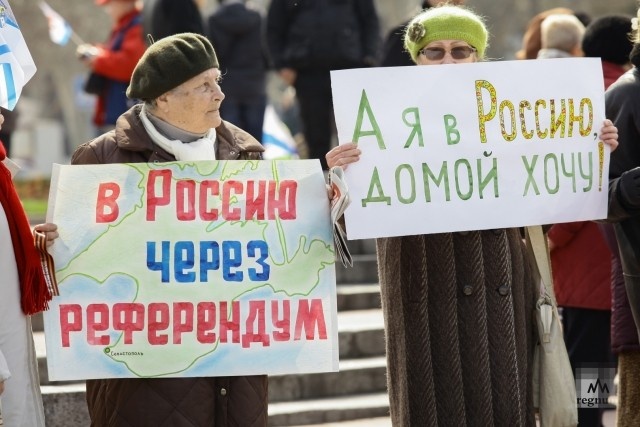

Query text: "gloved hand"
[76, 44, 99, 61]
[618, 166, 640, 209]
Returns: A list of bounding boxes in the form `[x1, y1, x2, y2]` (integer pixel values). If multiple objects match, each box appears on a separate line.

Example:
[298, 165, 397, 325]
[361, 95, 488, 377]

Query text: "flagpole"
[70, 31, 85, 47]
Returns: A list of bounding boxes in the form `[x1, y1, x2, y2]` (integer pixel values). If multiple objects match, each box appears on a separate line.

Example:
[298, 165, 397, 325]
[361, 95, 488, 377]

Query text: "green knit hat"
[127, 33, 219, 100]
[404, 6, 489, 63]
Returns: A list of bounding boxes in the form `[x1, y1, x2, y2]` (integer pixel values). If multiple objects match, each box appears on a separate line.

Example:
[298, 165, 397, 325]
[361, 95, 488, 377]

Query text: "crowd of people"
[2, 0, 640, 426]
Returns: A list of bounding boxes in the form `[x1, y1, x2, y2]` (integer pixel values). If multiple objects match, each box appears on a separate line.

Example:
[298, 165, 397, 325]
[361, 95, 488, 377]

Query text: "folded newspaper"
[329, 166, 353, 267]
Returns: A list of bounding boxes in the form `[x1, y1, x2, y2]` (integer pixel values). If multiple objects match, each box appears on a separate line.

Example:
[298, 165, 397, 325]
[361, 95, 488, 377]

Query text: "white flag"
[0, 1, 36, 110]
[39, 2, 72, 46]
[262, 104, 299, 160]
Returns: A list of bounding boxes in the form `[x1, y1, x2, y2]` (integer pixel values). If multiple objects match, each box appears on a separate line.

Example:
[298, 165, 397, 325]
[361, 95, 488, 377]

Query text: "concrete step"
[269, 392, 390, 426]
[288, 416, 391, 427]
[336, 284, 381, 312]
[337, 309, 385, 359]
[336, 254, 379, 284]
[42, 358, 388, 425]
[269, 356, 387, 402]
[41, 383, 90, 426]
[290, 413, 630, 427]
[40, 357, 387, 426]
[41, 385, 390, 427]
[343, 239, 377, 256]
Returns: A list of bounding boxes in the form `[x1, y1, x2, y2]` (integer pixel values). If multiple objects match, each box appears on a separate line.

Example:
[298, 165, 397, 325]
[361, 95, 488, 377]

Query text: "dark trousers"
[220, 96, 267, 143]
[294, 70, 335, 170]
[562, 307, 615, 427]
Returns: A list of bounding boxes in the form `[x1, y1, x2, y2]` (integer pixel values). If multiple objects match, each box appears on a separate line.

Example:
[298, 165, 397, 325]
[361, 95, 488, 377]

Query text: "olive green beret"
[127, 33, 219, 100]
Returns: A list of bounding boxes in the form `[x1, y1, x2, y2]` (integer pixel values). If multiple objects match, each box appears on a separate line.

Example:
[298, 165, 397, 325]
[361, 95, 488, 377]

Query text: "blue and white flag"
[39, 2, 72, 46]
[0, 1, 36, 110]
[262, 104, 299, 160]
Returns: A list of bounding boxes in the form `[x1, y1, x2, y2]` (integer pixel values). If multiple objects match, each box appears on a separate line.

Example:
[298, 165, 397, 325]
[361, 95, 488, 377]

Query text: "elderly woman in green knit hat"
[71, 33, 268, 426]
[327, 5, 617, 166]
[326, 5, 617, 426]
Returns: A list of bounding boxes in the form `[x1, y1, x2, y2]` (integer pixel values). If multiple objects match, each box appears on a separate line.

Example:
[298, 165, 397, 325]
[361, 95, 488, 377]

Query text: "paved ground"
[0, 408, 617, 426]
[292, 409, 618, 426]
[291, 417, 391, 426]
[0, 408, 616, 427]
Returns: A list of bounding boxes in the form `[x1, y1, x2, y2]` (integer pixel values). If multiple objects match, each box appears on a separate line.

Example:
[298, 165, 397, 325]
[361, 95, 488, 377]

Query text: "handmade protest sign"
[331, 58, 608, 239]
[43, 160, 337, 381]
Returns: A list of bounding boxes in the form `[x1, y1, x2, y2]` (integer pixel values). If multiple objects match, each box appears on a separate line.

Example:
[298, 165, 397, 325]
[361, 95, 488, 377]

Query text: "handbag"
[525, 225, 578, 427]
[83, 72, 108, 95]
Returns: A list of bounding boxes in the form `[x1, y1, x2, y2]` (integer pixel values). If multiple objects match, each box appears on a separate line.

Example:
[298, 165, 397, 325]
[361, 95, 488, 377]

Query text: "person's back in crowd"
[536, 14, 584, 59]
[207, 0, 269, 142]
[266, 0, 380, 169]
[590, 13, 638, 427]
[515, 7, 590, 60]
[142, 0, 205, 43]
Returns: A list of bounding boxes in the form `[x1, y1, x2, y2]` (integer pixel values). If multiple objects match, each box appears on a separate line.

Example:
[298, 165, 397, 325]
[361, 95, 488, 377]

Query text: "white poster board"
[331, 58, 608, 239]
[43, 160, 338, 381]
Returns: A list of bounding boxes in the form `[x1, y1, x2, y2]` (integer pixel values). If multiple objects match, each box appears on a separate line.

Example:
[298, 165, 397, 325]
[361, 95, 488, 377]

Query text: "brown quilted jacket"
[72, 104, 268, 427]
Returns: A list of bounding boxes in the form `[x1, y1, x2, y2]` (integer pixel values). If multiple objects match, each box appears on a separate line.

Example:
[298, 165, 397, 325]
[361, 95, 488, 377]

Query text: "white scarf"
[140, 105, 217, 161]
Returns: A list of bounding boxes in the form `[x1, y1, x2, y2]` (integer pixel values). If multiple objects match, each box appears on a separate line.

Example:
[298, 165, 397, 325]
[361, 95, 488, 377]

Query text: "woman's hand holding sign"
[326, 143, 361, 170]
[600, 119, 618, 151]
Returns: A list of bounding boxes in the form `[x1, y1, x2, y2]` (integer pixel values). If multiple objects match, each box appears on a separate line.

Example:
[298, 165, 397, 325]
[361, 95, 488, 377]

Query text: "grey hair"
[144, 98, 159, 111]
[541, 14, 585, 53]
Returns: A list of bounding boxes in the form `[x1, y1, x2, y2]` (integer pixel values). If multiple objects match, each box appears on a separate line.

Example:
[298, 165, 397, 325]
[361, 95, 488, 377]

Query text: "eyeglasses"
[419, 46, 477, 60]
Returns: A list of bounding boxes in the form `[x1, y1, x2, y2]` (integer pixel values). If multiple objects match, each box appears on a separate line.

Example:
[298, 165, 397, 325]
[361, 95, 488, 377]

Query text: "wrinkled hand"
[33, 223, 59, 247]
[326, 142, 361, 170]
[600, 119, 618, 151]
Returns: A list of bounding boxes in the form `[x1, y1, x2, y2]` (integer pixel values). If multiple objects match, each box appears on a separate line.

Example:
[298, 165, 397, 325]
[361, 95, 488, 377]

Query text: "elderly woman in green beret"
[327, 5, 618, 426]
[72, 33, 267, 426]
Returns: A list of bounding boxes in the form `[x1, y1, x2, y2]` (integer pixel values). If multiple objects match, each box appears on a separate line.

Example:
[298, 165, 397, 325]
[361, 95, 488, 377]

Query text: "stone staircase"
[33, 239, 389, 426]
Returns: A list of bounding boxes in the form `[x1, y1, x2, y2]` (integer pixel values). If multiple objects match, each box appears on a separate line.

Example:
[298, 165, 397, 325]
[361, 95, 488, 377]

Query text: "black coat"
[142, 0, 204, 43]
[207, 3, 268, 102]
[266, 0, 380, 70]
[380, 22, 414, 67]
[605, 67, 640, 347]
[380, 4, 434, 67]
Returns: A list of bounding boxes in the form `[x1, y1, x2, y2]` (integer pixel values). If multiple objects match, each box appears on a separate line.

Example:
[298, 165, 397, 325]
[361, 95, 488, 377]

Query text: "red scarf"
[0, 144, 51, 314]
